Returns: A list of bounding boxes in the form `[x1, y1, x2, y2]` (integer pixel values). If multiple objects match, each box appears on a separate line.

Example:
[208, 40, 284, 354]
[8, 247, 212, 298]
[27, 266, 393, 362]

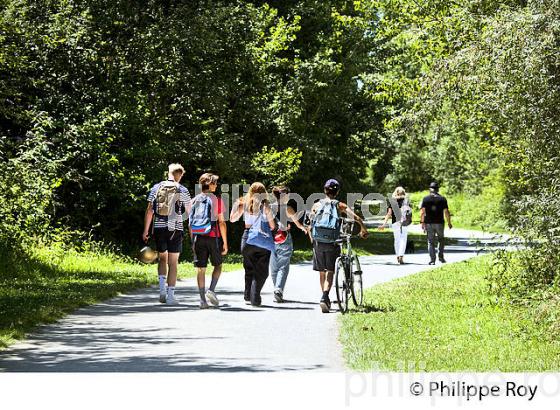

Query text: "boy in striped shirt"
[143, 163, 191, 305]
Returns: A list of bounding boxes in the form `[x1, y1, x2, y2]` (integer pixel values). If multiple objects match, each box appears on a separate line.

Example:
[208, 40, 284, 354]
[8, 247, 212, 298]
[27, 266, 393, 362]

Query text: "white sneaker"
[159, 292, 167, 303]
[206, 290, 219, 306]
[166, 295, 179, 305]
[200, 301, 209, 309]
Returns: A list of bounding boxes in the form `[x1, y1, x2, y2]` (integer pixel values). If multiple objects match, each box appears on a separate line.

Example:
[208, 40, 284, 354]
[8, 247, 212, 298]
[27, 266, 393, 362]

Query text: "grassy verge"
[340, 255, 560, 371]
[0, 243, 241, 349]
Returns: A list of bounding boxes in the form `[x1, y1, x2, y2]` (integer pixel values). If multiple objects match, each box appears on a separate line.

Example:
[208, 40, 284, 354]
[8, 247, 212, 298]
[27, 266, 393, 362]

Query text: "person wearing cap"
[310, 179, 368, 313]
[420, 182, 452, 265]
[269, 186, 308, 303]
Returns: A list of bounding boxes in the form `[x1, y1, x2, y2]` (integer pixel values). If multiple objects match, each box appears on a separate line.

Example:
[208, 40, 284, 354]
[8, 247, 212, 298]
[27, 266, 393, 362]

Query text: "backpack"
[246, 207, 275, 252]
[274, 230, 288, 245]
[272, 203, 289, 245]
[312, 199, 341, 243]
[400, 198, 413, 227]
[189, 194, 213, 235]
[154, 181, 179, 216]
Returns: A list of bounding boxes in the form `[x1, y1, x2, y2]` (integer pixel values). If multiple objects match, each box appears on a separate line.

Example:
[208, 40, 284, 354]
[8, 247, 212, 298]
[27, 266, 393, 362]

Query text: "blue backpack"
[312, 199, 341, 243]
[189, 194, 213, 235]
[246, 208, 275, 252]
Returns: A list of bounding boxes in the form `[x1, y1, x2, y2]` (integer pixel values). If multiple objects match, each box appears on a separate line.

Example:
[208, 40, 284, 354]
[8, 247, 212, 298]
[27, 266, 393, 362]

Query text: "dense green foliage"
[341, 256, 560, 371]
[1, 0, 388, 245]
[373, 0, 560, 329]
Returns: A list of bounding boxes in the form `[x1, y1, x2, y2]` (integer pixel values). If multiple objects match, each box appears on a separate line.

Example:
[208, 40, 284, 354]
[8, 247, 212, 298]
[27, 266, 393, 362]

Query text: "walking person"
[270, 186, 308, 303]
[420, 182, 452, 265]
[142, 163, 191, 305]
[230, 187, 255, 254]
[230, 184, 260, 255]
[379, 186, 412, 264]
[310, 179, 368, 313]
[189, 173, 228, 309]
[231, 182, 276, 306]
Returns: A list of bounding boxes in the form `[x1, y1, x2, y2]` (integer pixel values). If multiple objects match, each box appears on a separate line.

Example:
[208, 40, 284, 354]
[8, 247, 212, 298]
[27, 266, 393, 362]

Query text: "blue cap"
[324, 179, 340, 190]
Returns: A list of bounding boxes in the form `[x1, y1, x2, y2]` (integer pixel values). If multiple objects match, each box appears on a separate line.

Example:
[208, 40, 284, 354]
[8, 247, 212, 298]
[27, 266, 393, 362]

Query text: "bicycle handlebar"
[336, 233, 360, 243]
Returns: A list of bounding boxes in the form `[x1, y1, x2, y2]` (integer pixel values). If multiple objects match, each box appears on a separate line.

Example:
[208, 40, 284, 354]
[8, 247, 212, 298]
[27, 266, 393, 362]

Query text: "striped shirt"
[147, 181, 191, 231]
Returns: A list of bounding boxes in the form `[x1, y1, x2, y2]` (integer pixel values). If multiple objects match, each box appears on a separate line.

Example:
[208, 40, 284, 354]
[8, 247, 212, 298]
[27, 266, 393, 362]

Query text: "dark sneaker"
[273, 289, 284, 303]
[250, 291, 262, 307]
[319, 297, 331, 313]
[429, 260, 436, 265]
[439, 257, 447, 263]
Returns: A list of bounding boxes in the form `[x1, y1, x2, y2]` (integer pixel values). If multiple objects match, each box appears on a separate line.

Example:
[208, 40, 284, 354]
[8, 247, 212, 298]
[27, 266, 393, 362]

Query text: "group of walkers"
[142, 163, 451, 312]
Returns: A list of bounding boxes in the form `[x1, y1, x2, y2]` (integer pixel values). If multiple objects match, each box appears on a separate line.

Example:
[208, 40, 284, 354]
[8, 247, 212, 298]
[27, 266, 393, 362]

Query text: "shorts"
[312, 241, 341, 272]
[193, 235, 224, 268]
[153, 228, 184, 253]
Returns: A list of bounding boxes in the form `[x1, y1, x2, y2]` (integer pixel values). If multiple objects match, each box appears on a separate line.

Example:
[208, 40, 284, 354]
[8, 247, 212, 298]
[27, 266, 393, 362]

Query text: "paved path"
[0, 228, 508, 372]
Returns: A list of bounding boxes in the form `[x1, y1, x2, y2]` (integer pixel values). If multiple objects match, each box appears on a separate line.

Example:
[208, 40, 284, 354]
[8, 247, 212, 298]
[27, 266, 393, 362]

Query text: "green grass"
[339, 255, 560, 371]
[0, 243, 241, 349]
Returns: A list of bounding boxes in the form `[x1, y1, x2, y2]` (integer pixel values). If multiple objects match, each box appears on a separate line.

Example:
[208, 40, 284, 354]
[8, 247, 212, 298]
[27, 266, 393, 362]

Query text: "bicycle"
[334, 217, 363, 313]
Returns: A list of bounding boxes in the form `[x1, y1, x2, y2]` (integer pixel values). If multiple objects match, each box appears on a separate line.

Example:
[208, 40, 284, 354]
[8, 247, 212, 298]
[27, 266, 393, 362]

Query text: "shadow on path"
[0, 319, 324, 372]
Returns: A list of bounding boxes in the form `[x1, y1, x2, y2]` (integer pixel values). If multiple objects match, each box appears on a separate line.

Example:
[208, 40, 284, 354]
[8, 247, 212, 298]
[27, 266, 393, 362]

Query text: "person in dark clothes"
[420, 182, 453, 265]
[310, 179, 368, 313]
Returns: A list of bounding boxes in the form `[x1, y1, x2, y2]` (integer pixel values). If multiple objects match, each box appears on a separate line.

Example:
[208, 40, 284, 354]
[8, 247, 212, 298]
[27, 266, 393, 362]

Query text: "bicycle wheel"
[350, 255, 363, 307]
[335, 257, 350, 314]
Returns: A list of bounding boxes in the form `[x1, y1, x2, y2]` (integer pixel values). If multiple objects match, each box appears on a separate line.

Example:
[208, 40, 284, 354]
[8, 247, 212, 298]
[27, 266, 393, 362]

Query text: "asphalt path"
[0, 227, 507, 372]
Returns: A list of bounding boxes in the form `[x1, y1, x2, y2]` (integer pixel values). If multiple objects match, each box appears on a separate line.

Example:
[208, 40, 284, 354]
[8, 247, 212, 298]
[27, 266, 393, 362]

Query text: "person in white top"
[230, 182, 275, 305]
[379, 186, 410, 265]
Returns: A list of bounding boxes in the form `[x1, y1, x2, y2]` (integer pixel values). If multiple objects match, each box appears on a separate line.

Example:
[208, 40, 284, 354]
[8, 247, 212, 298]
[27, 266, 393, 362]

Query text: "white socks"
[159, 275, 176, 300]
[159, 275, 166, 294]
